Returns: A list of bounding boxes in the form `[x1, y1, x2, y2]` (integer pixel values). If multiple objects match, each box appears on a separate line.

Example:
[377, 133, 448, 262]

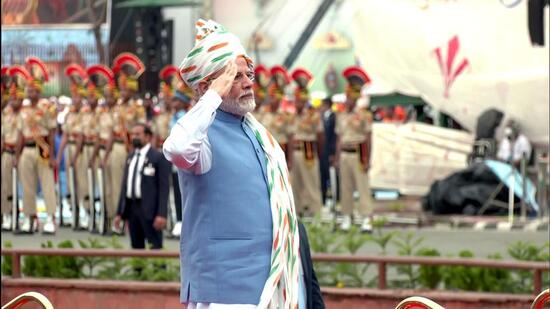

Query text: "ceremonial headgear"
[112, 52, 144, 92]
[268, 65, 290, 101]
[342, 66, 371, 102]
[8, 65, 33, 100]
[87, 64, 116, 99]
[159, 65, 179, 99]
[25, 56, 49, 93]
[1, 66, 11, 102]
[253, 64, 270, 103]
[64, 63, 88, 98]
[291, 67, 313, 102]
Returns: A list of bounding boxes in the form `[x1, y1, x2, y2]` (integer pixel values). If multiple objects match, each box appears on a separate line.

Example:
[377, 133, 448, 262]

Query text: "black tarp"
[422, 162, 520, 215]
[475, 108, 504, 140]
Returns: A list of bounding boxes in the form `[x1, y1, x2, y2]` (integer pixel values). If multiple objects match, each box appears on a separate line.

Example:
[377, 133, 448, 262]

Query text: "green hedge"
[304, 215, 550, 292]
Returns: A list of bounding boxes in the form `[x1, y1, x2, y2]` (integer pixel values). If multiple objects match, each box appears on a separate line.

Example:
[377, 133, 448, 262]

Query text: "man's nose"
[242, 75, 253, 88]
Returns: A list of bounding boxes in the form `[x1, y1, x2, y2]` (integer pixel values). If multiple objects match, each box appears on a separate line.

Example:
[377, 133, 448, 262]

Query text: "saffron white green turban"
[179, 19, 251, 90]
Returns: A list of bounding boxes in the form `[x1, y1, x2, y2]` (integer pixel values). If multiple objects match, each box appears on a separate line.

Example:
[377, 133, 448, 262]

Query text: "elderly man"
[163, 19, 303, 308]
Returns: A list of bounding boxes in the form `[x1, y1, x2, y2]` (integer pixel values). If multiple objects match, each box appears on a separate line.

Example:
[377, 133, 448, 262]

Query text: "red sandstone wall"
[1, 278, 535, 309]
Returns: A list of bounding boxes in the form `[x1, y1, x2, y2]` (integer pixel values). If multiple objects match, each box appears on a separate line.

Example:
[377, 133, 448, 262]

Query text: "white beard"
[219, 97, 256, 116]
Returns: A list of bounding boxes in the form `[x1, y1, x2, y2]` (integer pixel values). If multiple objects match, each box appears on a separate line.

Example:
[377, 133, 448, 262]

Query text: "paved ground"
[2, 224, 547, 260]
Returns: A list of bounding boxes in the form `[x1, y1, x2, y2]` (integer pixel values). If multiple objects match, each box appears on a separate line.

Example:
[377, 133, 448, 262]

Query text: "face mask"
[504, 127, 513, 139]
[132, 138, 143, 148]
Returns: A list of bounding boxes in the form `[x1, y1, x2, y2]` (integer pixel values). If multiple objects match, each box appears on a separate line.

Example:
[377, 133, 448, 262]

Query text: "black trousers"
[319, 151, 339, 204]
[172, 171, 182, 221]
[126, 198, 163, 249]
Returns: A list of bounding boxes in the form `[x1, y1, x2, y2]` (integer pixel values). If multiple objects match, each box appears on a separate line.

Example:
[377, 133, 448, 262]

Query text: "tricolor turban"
[179, 19, 251, 90]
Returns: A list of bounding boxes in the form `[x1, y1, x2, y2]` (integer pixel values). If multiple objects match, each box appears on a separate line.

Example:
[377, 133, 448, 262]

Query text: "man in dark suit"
[114, 123, 170, 249]
[298, 221, 325, 309]
[319, 97, 338, 205]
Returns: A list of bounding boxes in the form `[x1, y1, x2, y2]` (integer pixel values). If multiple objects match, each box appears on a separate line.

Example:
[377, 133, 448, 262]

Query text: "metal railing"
[1, 248, 548, 295]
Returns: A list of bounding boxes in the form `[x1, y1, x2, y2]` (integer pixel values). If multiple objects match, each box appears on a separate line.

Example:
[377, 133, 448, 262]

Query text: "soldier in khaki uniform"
[56, 64, 87, 229]
[289, 68, 324, 217]
[262, 65, 294, 167]
[1, 67, 22, 230]
[15, 58, 58, 234]
[87, 65, 118, 233]
[99, 53, 146, 234]
[335, 66, 373, 232]
[76, 76, 103, 229]
[251, 64, 270, 122]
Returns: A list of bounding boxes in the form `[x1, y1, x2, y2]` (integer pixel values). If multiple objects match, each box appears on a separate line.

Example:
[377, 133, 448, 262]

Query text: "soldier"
[56, 64, 87, 229]
[251, 64, 270, 122]
[107, 53, 146, 233]
[262, 65, 294, 167]
[70, 68, 105, 232]
[1, 66, 20, 230]
[88, 60, 134, 234]
[334, 66, 373, 232]
[87, 65, 118, 233]
[289, 68, 324, 217]
[16, 57, 58, 234]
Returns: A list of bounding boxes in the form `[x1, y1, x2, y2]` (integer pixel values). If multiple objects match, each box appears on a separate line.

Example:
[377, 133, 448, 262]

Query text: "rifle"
[11, 167, 20, 232]
[87, 167, 96, 233]
[96, 166, 107, 235]
[329, 165, 338, 229]
[68, 164, 79, 230]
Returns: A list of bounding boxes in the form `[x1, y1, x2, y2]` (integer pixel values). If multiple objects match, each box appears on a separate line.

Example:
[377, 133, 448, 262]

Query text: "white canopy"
[351, 0, 549, 145]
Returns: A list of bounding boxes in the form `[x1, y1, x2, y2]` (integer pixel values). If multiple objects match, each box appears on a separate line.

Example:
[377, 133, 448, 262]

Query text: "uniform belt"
[3, 144, 16, 154]
[114, 139, 125, 144]
[3, 143, 16, 150]
[24, 136, 48, 147]
[342, 144, 359, 153]
[98, 139, 108, 149]
[84, 142, 95, 146]
[342, 148, 357, 153]
[294, 140, 316, 150]
[68, 140, 77, 144]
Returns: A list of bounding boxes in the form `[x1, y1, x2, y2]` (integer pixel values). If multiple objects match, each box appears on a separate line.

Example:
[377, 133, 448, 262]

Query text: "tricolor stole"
[244, 113, 301, 309]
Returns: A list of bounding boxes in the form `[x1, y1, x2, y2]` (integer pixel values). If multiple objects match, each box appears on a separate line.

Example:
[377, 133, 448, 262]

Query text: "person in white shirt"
[162, 19, 305, 308]
[496, 120, 532, 167]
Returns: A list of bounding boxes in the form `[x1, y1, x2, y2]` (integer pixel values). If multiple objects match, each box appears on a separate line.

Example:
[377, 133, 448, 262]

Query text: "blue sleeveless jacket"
[178, 110, 273, 304]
